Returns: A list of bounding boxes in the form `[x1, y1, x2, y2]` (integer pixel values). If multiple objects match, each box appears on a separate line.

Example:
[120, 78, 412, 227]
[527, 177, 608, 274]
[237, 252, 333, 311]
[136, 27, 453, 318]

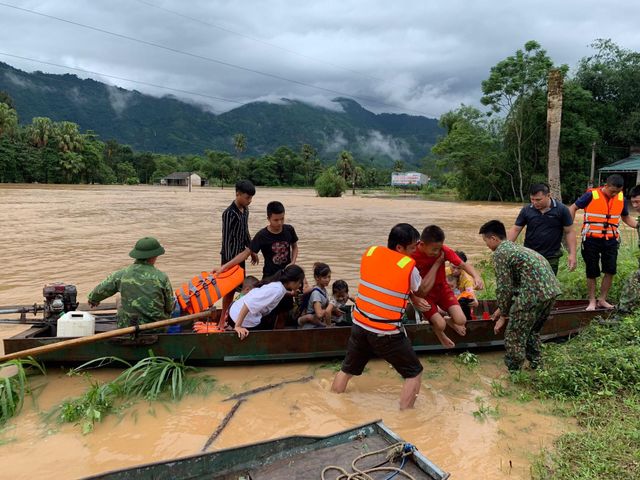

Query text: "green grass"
[518, 312, 640, 478]
[0, 358, 45, 427]
[52, 353, 215, 434]
[475, 241, 640, 477]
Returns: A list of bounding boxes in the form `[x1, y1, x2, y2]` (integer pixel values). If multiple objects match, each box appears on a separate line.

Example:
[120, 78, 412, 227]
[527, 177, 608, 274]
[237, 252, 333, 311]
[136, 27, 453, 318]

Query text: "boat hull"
[2, 300, 599, 365]
[83, 421, 449, 480]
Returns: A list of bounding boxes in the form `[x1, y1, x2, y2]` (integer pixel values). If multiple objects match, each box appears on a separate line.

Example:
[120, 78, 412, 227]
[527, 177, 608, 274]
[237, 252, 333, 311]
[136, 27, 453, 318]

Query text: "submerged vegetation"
[0, 358, 45, 426]
[52, 354, 215, 434]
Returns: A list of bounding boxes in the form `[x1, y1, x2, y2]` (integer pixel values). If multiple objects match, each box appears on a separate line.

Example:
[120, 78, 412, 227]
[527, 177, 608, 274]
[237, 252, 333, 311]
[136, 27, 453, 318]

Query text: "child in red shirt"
[412, 225, 484, 348]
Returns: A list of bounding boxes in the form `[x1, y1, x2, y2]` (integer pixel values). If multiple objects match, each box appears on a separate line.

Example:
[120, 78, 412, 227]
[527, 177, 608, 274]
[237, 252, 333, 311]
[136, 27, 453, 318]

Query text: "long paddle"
[0, 309, 215, 362]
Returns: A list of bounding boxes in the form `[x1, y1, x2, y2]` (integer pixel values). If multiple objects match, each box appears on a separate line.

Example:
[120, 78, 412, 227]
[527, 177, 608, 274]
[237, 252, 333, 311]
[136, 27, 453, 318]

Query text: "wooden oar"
[0, 309, 215, 362]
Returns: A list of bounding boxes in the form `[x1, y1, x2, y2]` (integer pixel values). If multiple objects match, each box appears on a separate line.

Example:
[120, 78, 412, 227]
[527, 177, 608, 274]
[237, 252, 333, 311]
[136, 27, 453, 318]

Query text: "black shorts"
[581, 237, 619, 278]
[341, 324, 423, 379]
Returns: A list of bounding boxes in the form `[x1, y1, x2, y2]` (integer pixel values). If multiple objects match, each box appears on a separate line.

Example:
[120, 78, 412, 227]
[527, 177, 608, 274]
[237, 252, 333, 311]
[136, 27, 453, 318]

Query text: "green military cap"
[129, 237, 166, 259]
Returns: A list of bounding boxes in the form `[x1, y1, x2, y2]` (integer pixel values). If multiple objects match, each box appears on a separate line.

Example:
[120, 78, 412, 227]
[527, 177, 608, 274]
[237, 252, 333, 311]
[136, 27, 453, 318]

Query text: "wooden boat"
[83, 420, 449, 480]
[2, 300, 602, 365]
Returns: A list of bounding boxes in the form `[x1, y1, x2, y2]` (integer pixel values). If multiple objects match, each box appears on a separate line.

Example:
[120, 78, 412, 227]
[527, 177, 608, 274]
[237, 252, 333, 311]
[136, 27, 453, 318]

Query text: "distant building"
[391, 171, 429, 187]
[597, 146, 640, 191]
[160, 172, 202, 187]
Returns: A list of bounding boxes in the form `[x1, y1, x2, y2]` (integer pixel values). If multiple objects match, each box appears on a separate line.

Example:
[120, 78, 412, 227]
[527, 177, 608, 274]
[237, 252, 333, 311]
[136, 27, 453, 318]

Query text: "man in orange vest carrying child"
[331, 223, 433, 410]
[569, 174, 639, 311]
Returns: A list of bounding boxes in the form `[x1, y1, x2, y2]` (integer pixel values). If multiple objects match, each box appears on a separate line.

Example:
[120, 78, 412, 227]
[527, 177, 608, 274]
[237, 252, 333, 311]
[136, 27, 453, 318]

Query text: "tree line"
[428, 39, 640, 202]
[0, 99, 394, 190]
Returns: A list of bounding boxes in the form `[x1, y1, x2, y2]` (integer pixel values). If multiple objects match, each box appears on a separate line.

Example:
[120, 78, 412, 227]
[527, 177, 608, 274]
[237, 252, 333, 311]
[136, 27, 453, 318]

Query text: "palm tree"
[233, 133, 246, 159]
[59, 152, 85, 184]
[56, 121, 84, 154]
[27, 117, 53, 148]
[336, 150, 355, 180]
[0, 103, 18, 138]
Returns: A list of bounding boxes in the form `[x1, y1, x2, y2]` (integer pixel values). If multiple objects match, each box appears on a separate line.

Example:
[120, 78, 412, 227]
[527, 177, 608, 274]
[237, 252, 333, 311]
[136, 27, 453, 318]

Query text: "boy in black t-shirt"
[250, 201, 299, 280]
[250, 201, 299, 328]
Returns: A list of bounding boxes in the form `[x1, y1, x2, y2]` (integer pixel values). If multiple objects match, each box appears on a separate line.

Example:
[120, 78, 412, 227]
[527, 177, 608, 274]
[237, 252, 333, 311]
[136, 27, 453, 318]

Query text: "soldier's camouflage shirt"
[88, 260, 174, 327]
[493, 241, 562, 314]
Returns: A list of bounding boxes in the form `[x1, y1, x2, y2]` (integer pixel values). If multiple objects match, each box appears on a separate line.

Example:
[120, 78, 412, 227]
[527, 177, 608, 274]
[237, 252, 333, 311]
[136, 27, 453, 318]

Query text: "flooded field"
[0, 185, 569, 479]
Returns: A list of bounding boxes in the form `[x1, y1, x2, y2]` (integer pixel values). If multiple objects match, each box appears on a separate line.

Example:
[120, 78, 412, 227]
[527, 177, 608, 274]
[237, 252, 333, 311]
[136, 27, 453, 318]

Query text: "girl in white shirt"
[229, 264, 305, 339]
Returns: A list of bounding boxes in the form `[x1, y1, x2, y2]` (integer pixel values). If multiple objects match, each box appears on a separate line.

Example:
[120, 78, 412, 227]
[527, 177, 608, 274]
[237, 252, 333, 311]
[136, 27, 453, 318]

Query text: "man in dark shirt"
[508, 183, 576, 275]
[250, 201, 299, 280]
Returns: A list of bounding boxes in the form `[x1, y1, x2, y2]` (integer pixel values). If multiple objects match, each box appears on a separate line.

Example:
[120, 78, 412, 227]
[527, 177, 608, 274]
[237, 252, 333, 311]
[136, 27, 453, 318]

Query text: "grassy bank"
[526, 312, 640, 479]
[474, 240, 640, 478]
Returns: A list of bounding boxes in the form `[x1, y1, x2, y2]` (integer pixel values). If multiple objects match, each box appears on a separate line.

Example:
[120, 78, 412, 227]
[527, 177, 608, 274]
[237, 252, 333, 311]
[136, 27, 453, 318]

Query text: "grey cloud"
[0, 0, 639, 118]
[357, 131, 412, 160]
[105, 85, 134, 115]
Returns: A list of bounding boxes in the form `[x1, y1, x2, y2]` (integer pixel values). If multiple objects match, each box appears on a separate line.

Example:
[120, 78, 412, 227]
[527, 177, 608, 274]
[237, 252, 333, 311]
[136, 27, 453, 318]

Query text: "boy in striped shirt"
[214, 180, 258, 327]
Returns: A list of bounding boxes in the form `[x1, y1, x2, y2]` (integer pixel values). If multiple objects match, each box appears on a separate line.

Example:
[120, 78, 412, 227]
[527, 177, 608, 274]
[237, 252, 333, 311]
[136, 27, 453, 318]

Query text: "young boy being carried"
[412, 225, 484, 348]
[249, 201, 300, 328]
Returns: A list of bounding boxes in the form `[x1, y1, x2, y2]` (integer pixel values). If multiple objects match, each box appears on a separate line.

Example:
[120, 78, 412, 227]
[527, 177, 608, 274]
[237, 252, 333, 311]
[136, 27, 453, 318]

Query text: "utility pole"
[188, 172, 192, 192]
[588, 142, 596, 188]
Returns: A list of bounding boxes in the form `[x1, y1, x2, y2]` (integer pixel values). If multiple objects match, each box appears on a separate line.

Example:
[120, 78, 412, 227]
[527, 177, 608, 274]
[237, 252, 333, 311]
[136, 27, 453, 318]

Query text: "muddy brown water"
[0, 185, 571, 479]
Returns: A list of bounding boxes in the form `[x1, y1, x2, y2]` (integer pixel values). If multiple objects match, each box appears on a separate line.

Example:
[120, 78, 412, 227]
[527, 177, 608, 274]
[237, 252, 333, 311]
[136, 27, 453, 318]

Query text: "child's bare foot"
[597, 299, 615, 310]
[435, 330, 455, 348]
[444, 316, 466, 336]
[586, 300, 597, 311]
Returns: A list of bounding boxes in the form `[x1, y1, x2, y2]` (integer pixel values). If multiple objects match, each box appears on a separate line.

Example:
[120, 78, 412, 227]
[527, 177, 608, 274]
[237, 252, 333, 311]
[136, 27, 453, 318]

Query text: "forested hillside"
[0, 62, 441, 167]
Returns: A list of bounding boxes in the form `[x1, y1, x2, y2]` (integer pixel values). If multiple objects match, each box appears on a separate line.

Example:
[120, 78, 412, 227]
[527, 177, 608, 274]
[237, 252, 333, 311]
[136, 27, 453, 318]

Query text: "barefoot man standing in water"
[331, 223, 432, 409]
[479, 220, 561, 372]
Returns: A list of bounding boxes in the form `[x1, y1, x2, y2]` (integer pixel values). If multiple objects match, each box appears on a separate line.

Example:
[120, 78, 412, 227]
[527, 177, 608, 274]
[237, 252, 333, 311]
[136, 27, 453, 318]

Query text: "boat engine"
[43, 283, 78, 320]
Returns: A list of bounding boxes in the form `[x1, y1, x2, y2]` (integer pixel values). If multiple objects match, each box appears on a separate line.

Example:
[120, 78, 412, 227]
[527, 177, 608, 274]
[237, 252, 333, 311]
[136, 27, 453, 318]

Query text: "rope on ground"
[321, 442, 418, 480]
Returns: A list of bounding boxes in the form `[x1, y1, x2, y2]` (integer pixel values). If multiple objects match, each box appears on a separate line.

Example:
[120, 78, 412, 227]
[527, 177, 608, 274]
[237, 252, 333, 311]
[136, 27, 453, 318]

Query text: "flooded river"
[0, 185, 570, 479]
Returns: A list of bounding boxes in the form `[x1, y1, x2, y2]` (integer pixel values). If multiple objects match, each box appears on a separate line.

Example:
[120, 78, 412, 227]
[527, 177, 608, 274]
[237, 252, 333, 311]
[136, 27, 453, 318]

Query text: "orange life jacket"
[193, 321, 223, 334]
[352, 246, 414, 333]
[176, 265, 244, 314]
[582, 187, 625, 240]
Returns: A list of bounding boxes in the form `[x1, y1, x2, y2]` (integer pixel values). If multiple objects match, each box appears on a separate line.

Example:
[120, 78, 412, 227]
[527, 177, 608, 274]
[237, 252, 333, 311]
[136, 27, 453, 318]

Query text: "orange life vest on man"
[582, 187, 625, 240]
[352, 246, 414, 333]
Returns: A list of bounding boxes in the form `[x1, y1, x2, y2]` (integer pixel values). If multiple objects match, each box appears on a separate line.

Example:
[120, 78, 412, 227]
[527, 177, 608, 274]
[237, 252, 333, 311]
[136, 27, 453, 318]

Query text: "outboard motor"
[43, 283, 78, 320]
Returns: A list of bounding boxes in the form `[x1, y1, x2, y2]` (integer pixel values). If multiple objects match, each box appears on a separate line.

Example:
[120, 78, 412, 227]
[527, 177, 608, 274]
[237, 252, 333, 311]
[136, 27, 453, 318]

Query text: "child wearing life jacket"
[445, 251, 479, 320]
[229, 265, 305, 340]
[297, 263, 334, 328]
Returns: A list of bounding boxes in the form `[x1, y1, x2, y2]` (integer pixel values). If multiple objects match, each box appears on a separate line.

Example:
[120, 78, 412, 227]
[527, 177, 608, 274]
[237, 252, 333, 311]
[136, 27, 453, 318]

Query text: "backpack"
[296, 287, 327, 317]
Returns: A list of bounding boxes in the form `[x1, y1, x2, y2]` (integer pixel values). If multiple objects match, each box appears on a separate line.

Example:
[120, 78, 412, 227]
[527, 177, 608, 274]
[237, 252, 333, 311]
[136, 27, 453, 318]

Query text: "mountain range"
[0, 61, 442, 167]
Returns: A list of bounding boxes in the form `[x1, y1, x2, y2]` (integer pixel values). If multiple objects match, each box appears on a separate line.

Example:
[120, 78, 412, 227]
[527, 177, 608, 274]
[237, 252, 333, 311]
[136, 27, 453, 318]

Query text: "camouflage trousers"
[504, 298, 556, 372]
[616, 268, 640, 318]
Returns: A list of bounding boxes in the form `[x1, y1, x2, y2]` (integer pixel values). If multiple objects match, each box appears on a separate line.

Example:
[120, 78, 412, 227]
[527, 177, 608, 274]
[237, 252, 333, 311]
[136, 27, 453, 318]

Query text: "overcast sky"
[1, 0, 639, 118]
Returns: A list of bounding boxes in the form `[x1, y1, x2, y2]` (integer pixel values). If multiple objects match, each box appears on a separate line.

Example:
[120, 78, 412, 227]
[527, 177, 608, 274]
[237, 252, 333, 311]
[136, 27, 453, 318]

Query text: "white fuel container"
[57, 311, 96, 337]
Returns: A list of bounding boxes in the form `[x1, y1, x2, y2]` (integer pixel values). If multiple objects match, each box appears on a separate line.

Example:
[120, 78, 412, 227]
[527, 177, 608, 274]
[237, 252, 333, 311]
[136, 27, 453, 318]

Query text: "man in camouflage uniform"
[616, 185, 640, 317]
[479, 220, 561, 372]
[88, 237, 174, 327]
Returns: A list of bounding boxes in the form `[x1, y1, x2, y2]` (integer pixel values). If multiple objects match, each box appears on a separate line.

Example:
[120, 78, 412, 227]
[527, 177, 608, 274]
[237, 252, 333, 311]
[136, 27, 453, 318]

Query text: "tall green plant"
[0, 358, 45, 426]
